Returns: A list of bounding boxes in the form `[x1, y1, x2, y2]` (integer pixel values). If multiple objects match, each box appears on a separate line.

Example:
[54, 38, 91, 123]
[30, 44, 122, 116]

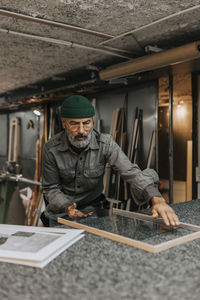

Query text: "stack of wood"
[103, 97, 155, 209]
[25, 137, 44, 226]
[103, 96, 127, 203]
[25, 105, 48, 226]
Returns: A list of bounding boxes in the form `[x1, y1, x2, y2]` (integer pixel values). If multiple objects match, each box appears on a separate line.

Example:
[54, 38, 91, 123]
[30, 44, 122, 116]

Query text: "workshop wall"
[91, 80, 158, 170]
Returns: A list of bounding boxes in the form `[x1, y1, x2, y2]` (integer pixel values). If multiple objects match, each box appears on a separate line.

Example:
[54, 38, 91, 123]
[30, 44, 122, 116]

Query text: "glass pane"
[76, 211, 196, 245]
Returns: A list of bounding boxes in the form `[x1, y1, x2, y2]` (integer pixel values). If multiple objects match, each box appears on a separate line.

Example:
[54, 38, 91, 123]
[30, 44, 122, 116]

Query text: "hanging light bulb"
[33, 109, 41, 116]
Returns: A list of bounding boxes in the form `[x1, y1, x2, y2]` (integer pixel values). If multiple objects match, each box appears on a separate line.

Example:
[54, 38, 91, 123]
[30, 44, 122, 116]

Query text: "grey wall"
[92, 81, 158, 170]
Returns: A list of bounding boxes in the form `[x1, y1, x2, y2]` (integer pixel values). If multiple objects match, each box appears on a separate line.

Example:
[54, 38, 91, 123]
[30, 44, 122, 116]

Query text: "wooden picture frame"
[58, 209, 200, 253]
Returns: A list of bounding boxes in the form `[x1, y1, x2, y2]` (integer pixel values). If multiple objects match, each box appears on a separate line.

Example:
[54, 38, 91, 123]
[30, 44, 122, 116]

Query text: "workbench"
[0, 199, 200, 300]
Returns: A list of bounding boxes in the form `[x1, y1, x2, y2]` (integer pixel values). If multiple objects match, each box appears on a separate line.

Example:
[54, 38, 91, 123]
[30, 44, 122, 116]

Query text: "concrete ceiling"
[0, 0, 200, 102]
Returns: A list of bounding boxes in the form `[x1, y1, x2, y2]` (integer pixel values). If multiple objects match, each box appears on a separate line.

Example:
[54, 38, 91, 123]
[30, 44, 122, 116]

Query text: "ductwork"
[99, 41, 200, 80]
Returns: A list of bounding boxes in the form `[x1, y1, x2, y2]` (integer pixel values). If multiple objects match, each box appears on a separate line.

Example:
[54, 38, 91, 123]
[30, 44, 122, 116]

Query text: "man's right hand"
[67, 203, 93, 221]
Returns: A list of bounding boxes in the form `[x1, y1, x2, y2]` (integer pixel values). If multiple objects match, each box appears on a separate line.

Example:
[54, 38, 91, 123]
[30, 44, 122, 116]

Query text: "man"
[42, 95, 179, 227]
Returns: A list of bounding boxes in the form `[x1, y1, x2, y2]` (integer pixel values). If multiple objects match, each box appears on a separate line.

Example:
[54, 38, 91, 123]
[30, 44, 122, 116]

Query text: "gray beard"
[67, 131, 92, 149]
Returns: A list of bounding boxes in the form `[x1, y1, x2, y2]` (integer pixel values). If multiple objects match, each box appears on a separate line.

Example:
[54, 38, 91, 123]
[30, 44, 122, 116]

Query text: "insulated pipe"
[0, 28, 131, 60]
[99, 41, 200, 80]
[0, 9, 113, 39]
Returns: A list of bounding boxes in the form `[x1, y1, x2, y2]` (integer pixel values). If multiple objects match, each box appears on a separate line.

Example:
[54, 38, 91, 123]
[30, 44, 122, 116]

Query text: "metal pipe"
[169, 73, 173, 204]
[99, 4, 200, 46]
[0, 28, 131, 60]
[99, 41, 200, 80]
[0, 174, 41, 186]
[0, 8, 113, 40]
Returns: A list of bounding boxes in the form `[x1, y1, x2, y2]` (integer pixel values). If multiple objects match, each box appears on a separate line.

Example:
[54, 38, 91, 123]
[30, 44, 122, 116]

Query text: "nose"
[77, 124, 85, 134]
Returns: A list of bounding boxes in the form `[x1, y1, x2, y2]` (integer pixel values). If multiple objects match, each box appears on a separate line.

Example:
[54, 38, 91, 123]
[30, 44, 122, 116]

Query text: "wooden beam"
[154, 231, 200, 253]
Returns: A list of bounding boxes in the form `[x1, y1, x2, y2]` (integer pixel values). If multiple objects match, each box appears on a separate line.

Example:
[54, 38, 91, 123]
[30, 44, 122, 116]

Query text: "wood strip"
[154, 231, 200, 253]
[129, 119, 138, 161]
[116, 108, 124, 200]
[179, 222, 200, 232]
[133, 109, 142, 164]
[113, 208, 200, 231]
[147, 130, 156, 168]
[57, 217, 155, 253]
[113, 208, 166, 225]
[44, 105, 48, 143]
[103, 107, 120, 196]
[0, 9, 113, 39]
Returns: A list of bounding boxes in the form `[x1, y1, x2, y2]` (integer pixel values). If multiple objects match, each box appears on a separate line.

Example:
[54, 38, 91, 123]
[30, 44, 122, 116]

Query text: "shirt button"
[77, 186, 80, 188]
[79, 157, 82, 160]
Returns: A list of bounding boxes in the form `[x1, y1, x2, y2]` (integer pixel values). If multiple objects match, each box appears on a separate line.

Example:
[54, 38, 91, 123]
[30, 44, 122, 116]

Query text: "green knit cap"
[60, 95, 95, 118]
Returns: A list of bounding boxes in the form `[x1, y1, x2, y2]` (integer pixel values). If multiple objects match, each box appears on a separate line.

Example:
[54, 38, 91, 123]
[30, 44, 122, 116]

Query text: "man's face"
[61, 117, 94, 148]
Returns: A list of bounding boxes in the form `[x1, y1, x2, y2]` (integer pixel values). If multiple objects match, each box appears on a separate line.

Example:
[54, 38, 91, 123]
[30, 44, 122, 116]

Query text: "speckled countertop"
[0, 199, 200, 300]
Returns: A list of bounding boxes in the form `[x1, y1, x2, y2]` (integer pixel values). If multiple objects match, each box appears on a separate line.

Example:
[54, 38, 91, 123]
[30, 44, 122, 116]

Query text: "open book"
[0, 224, 84, 268]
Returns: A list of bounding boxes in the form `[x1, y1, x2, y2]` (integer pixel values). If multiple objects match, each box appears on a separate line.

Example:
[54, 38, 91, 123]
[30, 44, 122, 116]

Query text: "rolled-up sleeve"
[42, 145, 73, 214]
[106, 136, 162, 205]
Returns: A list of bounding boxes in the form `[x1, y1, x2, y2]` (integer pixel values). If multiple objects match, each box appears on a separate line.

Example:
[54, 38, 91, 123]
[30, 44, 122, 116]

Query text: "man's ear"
[61, 117, 66, 128]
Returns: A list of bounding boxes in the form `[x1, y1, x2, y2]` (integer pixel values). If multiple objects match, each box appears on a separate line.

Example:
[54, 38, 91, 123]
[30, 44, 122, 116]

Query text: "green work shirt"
[42, 129, 162, 218]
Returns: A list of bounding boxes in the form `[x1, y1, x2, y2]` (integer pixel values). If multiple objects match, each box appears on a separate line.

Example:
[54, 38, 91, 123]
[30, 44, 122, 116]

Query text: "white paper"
[0, 224, 84, 268]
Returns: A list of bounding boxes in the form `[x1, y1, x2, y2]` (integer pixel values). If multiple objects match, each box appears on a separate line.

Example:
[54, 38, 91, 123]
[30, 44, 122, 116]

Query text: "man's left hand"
[151, 197, 180, 226]
[67, 203, 93, 222]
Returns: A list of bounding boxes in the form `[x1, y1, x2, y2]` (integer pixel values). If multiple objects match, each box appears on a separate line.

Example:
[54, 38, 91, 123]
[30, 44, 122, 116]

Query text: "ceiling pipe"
[99, 41, 200, 80]
[0, 28, 131, 60]
[98, 4, 200, 46]
[0, 9, 132, 56]
[0, 9, 113, 39]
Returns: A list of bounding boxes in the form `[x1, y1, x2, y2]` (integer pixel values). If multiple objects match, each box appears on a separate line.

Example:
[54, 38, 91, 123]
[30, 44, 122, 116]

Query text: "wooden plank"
[186, 140, 192, 201]
[44, 105, 48, 143]
[125, 108, 139, 203]
[57, 217, 155, 253]
[154, 231, 200, 253]
[133, 109, 143, 164]
[147, 130, 156, 168]
[116, 108, 125, 200]
[128, 110, 139, 161]
[113, 208, 200, 231]
[103, 107, 120, 196]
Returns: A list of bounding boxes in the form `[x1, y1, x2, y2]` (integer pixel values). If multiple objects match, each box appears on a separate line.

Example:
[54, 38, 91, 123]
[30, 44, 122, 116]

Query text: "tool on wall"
[5, 117, 21, 174]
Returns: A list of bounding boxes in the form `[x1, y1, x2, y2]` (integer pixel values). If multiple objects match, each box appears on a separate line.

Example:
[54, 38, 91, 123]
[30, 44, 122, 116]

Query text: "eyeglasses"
[66, 120, 93, 131]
